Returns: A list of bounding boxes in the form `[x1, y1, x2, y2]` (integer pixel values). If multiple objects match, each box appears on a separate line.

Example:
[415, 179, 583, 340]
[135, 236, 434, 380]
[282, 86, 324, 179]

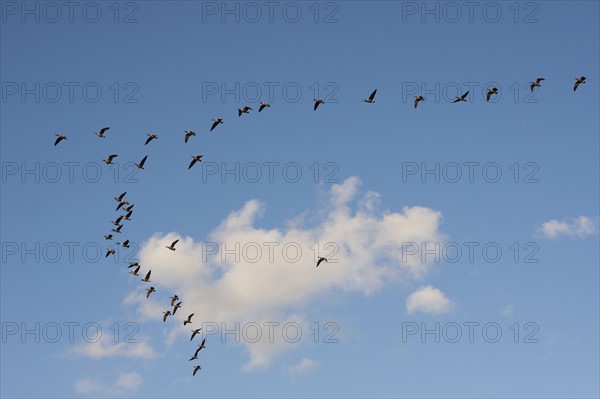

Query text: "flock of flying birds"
[51, 74, 586, 377]
[105, 190, 208, 377]
[52, 75, 587, 147]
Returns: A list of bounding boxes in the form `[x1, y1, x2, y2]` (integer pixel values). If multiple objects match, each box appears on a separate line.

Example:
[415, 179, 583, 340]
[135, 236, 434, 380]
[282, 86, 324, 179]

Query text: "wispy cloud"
[132, 176, 445, 369]
[406, 285, 454, 315]
[502, 305, 515, 318]
[69, 333, 157, 360]
[284, 358, 321, 376]
[537, 216, 598, 239]
[75, 372, 142, 396]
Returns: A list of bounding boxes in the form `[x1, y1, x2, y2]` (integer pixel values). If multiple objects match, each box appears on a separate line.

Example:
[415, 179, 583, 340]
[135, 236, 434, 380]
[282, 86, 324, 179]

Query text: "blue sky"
[1, 1, 599, 397]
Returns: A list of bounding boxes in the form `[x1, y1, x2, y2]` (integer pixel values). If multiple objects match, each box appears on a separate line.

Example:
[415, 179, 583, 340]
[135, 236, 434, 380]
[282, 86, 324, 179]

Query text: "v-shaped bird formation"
[51, 74, 587, 380]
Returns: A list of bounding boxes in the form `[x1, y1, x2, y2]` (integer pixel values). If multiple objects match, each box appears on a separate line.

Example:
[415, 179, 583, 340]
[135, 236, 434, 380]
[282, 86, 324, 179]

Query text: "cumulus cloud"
[75, 372, 142, 396]
[537, 216, 598, 239]
[284, 358, 321, 376]
[131, 177, 445, 369]
[69, 332, 157, 360]
[406, 285, 454, 315]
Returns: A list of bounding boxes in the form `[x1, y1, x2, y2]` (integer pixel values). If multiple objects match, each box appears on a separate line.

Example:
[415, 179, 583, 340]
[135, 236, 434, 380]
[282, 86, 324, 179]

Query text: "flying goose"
[146, 286, 155, 299]
[574, 76, 586, 92]
[129, 265, 140, 276]
[165, 239, 179, 251]
[452, 91, 469, 103]
[316, 257, 327, 267]
[111, 225, 123, 233]
[128, 262, 139, 268]
[111, 215, 124, 226]
[103, 154, 118, 165]
[162, 310, 171, 322]
[313, 98, 325, 111]
[192, 346, 201, 359]
[183, 313, 194, 326]
[141, 270, 151, 282]
[172, 301, 182, 315]
[122, 210, 133, 221]
[95, 127, 110, 138]
[193, 365, 202, 376]
[188, 155, 203, 170]
[114, 192, 128, 203]
[135, 155, 148, 169]
[486, 87, 498, 102]
[210, 118, 223, 132]
[122, 204, 134, 213]
[54, 134, 67, 146]
[145, 134, 158, 145]
[184, 130, 196, 143]
[105, 248, 116, 257]
[190, 328, 202, 341]
[258, 101, 271, 112]
[238, 106, 252, 117]
[530, 78, 545, 92]
[189, 353, 198, 361]
[414, 95, 425, 109]
[116, 239, 130, 249]
[169, 294, 179, 307]
[361, 89, 377, 103]
[104, 234, 113, 240]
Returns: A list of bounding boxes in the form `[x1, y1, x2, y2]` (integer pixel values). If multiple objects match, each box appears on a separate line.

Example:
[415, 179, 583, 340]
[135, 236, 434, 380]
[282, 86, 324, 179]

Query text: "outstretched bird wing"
[138, 155, 147, 167]
[368, 89, 377, 101]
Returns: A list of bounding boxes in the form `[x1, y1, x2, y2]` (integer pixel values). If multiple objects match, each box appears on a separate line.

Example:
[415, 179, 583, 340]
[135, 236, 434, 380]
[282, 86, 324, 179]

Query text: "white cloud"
[284, 358, 321, 376]
[406, 285, 454, 315]
[537, 216, 598, 239]
[75, 378, 104, 395]
[115, 372, 142, 390]
[69, 332, 157, 360]
[75, 372, 142, 396]
[502, 305, 515, 318]
[132, 176, 445, 369]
